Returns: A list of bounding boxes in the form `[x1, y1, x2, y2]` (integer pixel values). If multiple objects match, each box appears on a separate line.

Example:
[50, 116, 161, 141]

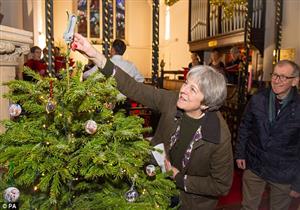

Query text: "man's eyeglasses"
[270, 73, 296, 82]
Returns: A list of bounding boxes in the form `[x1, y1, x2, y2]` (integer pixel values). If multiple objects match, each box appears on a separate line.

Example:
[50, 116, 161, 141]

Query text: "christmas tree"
[0, 59, 176, 209]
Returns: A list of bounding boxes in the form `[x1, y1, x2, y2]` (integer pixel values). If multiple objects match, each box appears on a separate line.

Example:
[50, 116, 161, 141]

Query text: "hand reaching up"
[72, 33, 107, 68]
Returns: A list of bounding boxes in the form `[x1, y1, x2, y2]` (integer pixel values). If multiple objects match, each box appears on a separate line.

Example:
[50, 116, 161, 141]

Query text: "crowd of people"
[23, 45, 74, 80]
[189, 47, 243, 85]
[22, 34, 299, 210]
[72, 33, 233, 210]
[71, 32, 300, 210]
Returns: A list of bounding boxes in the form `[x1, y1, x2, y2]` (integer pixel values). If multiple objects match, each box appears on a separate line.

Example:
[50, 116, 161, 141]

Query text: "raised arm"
[72, 33, 107, 69]
[72, 33, 177, 112]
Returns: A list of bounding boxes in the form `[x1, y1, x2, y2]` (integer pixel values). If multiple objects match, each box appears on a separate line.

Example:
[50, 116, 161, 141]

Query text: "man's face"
[210, 51, 219, 62]
[271, 64, 299, 99]
[230, 52, 239, 61]
[33, 49, 42, 60]
[110, 47, 116, 57]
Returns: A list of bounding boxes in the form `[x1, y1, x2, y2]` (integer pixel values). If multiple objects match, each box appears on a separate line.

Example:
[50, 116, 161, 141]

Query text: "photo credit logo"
[1, 202, 19, 210]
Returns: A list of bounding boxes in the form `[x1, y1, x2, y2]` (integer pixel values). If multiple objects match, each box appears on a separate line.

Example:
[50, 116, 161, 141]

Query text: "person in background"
[209, 48, 225, 76]
[53, 46, 75, 76]
[110, 39, 145, 114]
[24, 46, 47, 80]
[54, 46, 65, 72]
[55, 47, 71, 71]
[235, 60, 300, 210]
[83, 59, 96, 72]
[42, 47, 48, 63]
[110, 39, 144, 83]
[72, 33, 233, 210]
[225, 47, 242, 84]
[188, 52, 203, 69]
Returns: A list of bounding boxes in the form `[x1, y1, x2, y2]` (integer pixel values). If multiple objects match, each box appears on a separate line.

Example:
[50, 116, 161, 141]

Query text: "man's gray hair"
[276, 60, 300, 77]
[187, 65, 227, 111]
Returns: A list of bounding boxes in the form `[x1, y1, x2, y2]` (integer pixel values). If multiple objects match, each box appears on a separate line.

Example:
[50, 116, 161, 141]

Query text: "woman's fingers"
[164, 159, 171, 171]
[71, 42, 77, 51]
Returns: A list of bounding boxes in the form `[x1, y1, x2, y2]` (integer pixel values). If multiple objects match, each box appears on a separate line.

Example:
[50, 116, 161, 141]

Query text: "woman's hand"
[72, 33, 106, 68]
[71, 33, 95, 57]
[164, 159, 179, 179]
[289, 190, 300, 198]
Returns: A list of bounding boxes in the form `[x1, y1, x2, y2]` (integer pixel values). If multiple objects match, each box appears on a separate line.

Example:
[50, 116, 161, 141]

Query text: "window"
[76, 0, 125, 43]
[165, 6, 170, 40]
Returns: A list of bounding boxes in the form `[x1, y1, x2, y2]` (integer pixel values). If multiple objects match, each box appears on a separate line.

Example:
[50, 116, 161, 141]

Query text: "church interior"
[0, 0, 299, 209]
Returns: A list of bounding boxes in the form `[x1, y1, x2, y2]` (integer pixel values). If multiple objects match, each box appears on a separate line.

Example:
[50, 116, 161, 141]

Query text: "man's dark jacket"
[236, 87, 300, 192]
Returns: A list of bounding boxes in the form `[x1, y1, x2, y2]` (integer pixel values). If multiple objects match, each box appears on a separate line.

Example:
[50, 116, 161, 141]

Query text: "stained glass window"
[116, 0, 125, 40]
[90, 0, 100, 38]
[77, 0, 87, 37]
[75, 0, 126, 42]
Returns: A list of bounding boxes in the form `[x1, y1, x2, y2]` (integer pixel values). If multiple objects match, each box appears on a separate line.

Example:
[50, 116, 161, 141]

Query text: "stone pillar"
[0, 25, 33, 133]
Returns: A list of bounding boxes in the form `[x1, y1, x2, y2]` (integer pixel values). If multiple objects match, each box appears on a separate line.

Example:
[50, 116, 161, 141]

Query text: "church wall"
[159, 0, 190, 71]
[53, 0, 73, 46]
[0, 0, 24, 29]
[281, 0, 300, 66]
[263, 0, 299, 81]
[124, 0, 152, 78]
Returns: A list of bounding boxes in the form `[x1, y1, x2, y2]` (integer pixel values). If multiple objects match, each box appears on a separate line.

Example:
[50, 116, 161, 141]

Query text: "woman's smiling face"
[177, 78, 205, 119]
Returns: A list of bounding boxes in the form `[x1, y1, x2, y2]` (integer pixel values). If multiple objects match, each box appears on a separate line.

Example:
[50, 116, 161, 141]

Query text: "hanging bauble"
[3, 187, 20, 202]
[124, 188, 139, 202]
[9, 104, 22, 117]
[46, 99, 56, 113]
[85, 120, 97, 134]
[145, 164, 156, 177]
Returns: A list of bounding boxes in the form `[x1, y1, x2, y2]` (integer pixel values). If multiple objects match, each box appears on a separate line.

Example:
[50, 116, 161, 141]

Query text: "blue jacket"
[235, 87, 300, 192]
